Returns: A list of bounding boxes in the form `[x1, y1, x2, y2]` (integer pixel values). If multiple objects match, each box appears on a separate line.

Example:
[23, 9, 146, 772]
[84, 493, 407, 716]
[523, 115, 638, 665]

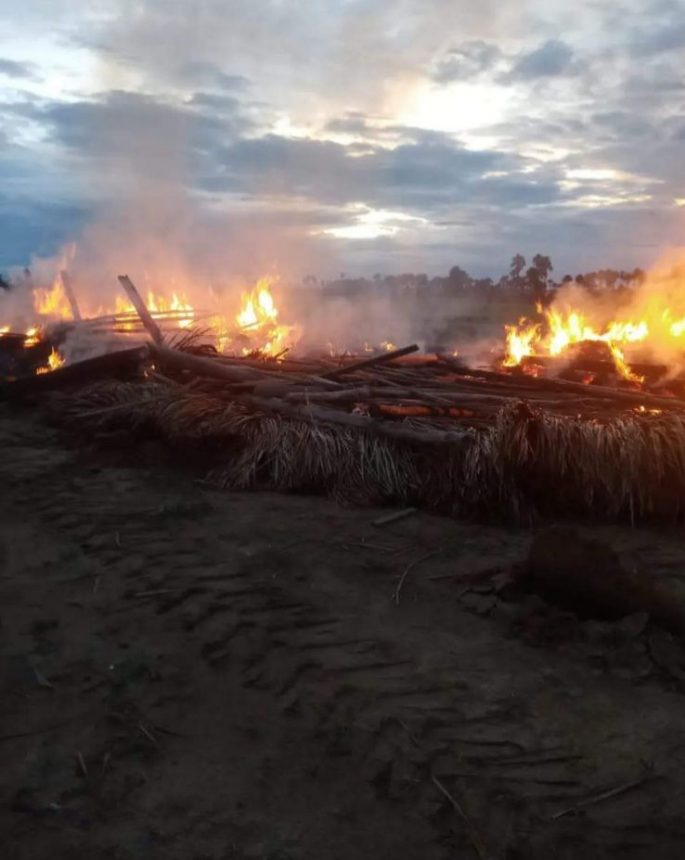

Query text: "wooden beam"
[323, 344, 419, 380]
[117, 275, 164, 345]
[59, 270, 82, 322]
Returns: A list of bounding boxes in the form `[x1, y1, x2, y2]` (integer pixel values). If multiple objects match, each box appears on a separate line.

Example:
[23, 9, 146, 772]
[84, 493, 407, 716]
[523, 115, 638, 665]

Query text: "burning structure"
[4, 257, 685, 525]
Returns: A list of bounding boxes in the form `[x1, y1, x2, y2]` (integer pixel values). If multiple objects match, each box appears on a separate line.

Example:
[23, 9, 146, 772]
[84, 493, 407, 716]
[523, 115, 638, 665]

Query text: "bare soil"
[2, 404, 685, 859]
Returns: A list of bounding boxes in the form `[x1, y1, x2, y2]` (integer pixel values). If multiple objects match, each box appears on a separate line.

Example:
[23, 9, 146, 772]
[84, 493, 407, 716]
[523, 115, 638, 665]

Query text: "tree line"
[306, 254, 649, 301]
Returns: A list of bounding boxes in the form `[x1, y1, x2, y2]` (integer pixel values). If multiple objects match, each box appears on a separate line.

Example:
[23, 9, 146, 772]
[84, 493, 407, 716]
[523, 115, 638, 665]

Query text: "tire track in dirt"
[2, 411, 685, 859]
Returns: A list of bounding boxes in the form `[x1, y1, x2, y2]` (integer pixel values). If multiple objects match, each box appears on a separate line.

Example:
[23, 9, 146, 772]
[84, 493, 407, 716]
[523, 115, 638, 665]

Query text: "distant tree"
[525, 266, 547, 303]
[532, 254, 553, 283]
[0, 273, 9, 290]
[631, 267, 646, 286]
[510, 254, 526, 279]
[561, 274, 573, 284]
[474, 277, 494, 290]
[446, 265, 472, 292]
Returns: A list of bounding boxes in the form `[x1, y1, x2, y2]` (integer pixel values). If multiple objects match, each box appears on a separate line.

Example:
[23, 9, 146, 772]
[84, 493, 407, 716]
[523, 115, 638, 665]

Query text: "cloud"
[177, 61, 250, 91]
[0, 58, 37, 80]
[432, 41, 502, 83]
[2, 0, 685, 279]
[631, 20, 685, 56]
[508, 39, 578, 80]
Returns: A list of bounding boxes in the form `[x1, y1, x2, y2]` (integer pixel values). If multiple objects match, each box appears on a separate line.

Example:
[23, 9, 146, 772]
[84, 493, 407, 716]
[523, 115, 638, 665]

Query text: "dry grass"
[55, 380, 685, 523]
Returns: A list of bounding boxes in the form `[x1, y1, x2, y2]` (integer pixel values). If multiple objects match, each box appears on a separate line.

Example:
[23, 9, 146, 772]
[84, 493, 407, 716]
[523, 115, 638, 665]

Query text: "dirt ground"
[3, 405, 685, 859]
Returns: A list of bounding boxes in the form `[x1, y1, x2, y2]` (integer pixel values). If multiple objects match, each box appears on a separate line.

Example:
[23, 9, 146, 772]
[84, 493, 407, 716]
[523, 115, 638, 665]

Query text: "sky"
[1, 0, 685, 279]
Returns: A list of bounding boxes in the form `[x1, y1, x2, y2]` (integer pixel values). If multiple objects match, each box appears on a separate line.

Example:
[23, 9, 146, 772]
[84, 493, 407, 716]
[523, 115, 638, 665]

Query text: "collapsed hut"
[4, 274, 685, 524]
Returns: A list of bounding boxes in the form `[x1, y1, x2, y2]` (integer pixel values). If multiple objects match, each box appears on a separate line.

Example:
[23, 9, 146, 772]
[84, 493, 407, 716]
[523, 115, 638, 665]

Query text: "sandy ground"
[2, 404, 685, 859]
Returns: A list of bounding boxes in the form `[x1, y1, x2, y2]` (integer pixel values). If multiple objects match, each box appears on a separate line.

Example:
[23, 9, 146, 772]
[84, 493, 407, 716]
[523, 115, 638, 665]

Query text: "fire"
[146, 291, 194, 328]
[111, 291, 195, 329]
[503, 307, 651, 382]
[0, 325, 9, 336]
[503, 320, 540, 367]
[24, 327, 41, 347]
[36, 347, 64, 375]
[234, 277, 295, 357]
[33, 276, 73, 321]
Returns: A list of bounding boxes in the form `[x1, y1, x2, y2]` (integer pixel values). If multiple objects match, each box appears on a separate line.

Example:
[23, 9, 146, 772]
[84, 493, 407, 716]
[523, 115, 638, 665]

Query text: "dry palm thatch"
[54, 380, 685, 523]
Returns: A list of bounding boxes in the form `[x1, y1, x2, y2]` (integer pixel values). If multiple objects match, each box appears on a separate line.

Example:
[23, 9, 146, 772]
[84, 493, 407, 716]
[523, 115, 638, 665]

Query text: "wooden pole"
[150, 343, 267, 383]
[117, 275, 164, 345]
[59, 270, 82, 322]
[323, 344, 419, 380]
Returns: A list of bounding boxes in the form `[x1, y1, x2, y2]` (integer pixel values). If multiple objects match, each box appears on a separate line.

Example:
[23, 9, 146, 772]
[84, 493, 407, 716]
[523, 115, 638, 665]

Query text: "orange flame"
[234, 277, 295, 357]
[24, 326, 41, 347]
[503, 308, 650, 382]
[36, 346, 64, 375]
[503, 319, 540, 367]
[33, 276, 73, 321]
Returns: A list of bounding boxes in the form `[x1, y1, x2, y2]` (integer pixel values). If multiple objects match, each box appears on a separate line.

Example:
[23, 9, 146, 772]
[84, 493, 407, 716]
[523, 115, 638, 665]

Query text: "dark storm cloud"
[0, 59, 37, 80]
[508, 39, 577, 79]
